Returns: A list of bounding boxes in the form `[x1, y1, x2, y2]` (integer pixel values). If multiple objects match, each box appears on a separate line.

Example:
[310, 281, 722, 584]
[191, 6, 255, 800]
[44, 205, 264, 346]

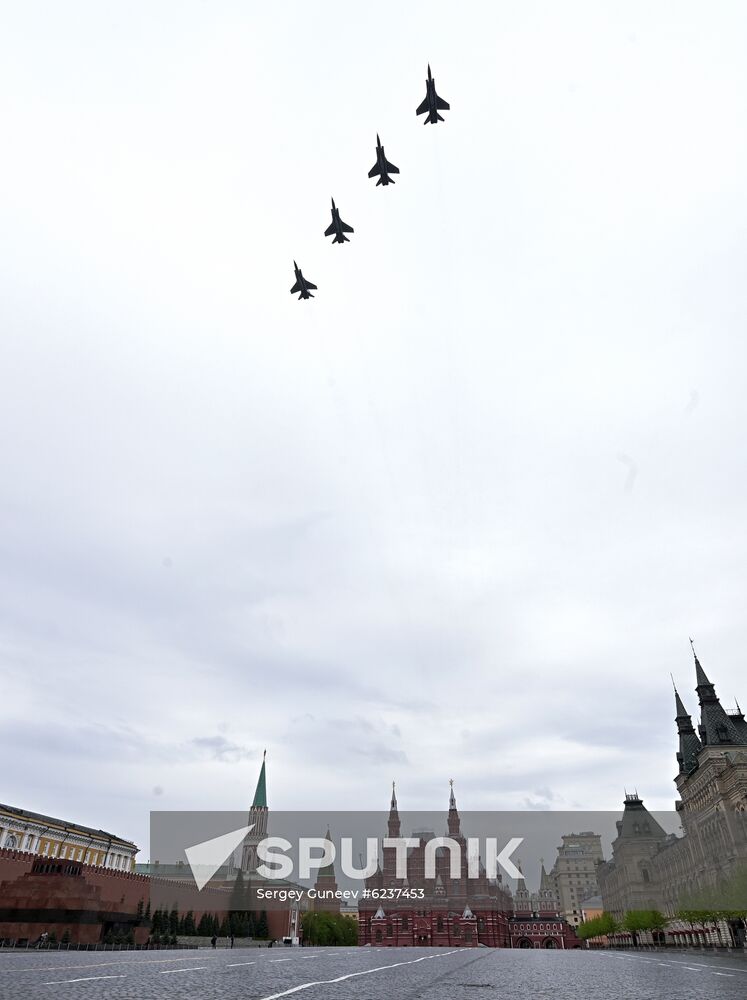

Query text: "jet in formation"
[293, 66, 452, 298]
[368, 134, 400, 186]
[290, 261, 317, 300]
[416, 64, 449, 124]
[324, 198, 354, 244]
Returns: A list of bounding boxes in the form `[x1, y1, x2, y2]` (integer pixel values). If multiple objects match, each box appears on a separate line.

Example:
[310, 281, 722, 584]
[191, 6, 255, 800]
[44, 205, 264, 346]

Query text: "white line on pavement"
[270, 958, 292, 963]
[255, 950, 461, 1000]
[43, 975, 126, 985]
[160, 967, 209, 974]
[611, 954, 747, 975]
[667, 959, 747, 974]
[713, 973, 735, 977]
[2, 956, 210, 975]
[227, 962, 257, 967]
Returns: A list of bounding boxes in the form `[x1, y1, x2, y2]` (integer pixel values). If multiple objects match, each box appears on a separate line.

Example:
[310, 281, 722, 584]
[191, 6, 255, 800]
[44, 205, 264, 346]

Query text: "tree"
[622, 910, 668, 945]
[577, 913, 618, 943]
[256, 910, 269, 939]
[301, 912, 358, 946]
[182, 911, 196, 936]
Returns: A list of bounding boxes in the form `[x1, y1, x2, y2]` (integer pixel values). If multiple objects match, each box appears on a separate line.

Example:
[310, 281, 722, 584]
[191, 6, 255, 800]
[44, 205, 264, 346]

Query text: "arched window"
[4, 834, 17, 849]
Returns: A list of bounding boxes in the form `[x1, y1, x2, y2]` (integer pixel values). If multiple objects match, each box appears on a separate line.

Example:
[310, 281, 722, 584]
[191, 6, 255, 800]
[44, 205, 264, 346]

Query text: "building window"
[386, 923, 393, 937]
[5, 834, 17, 849]
[437, 916, 444, 932]
[401, 916, 409, 930]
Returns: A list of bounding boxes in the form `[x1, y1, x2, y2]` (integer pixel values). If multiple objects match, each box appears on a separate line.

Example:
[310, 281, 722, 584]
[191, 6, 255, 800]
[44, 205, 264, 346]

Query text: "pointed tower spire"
[673, 682, 702, 774]
[447, 778, 461, 838]
[690, 641, 742, 745]
[242, 751, 269, 872]
[313, 827, 340, 910]
[387, 780, 400, 838]
[252, 749, 267, 808]
[691, 639, 713, 694]
[539, 858, 551, 889]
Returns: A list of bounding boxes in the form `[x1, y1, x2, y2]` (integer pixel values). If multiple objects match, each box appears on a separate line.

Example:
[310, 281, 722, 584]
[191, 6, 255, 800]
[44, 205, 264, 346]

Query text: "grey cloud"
[189, 736, 254, 763]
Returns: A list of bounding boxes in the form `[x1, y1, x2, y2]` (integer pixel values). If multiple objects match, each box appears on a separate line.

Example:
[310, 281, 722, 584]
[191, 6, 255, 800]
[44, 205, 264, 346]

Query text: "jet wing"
[368, 162, 381, 178]
[384, 159, 399, 174]
[324, 221, 336, 237]
[340, 222, 354, 233]
[435, 96, 450, 110]
[305, 280, 317, 291]
[416, 96, 429, 115]
[290, 279, 302, 294]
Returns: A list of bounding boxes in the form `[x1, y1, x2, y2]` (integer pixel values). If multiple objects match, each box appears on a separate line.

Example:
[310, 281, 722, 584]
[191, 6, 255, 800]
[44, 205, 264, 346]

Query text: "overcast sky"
[1, 2, 746, 859]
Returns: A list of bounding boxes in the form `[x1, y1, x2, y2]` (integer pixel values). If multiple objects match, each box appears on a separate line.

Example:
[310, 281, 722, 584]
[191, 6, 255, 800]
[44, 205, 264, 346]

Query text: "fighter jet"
[324, 198, 354, 244]
[416, 64, 450, 124]
[368, 134, 400, 186]
[290, 261, 317, 300]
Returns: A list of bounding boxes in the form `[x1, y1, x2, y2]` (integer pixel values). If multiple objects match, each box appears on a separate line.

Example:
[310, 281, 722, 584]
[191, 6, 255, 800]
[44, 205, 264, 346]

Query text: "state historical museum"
[357, 784, 580, 949]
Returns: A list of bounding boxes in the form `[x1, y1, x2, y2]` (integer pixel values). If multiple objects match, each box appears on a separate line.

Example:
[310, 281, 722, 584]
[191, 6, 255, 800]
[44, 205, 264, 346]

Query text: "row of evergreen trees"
[149, 907, 269, 939]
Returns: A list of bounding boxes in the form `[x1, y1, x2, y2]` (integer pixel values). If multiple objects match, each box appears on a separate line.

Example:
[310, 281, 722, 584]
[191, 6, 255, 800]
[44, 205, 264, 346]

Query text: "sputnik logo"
[185, 824, 254, 891]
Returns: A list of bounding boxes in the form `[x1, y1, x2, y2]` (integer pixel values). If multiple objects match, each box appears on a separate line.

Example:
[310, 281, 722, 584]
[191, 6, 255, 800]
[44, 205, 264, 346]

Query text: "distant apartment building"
[549, 832, 603, 926]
